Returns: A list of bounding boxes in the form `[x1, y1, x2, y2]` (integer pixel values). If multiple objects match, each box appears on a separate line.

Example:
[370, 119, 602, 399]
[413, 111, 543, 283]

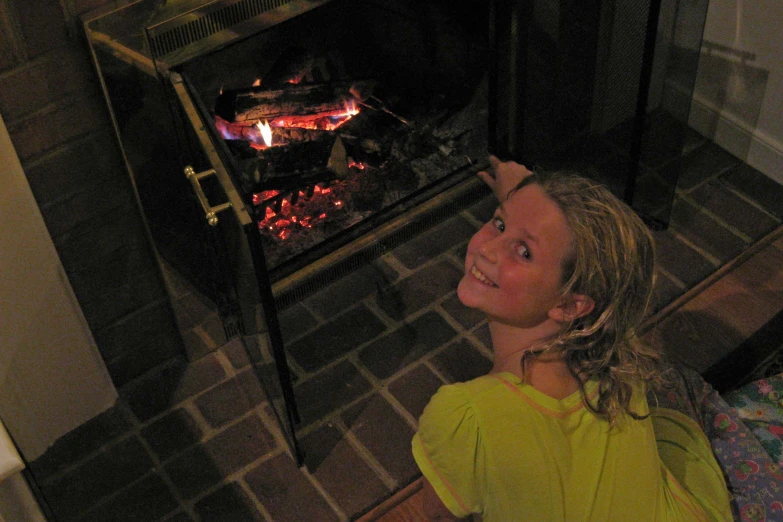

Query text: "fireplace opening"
[174, 0, 491, 274]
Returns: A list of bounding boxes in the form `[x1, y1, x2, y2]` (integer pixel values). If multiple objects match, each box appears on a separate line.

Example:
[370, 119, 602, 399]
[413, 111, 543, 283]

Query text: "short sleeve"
[412, 384, 482, 518]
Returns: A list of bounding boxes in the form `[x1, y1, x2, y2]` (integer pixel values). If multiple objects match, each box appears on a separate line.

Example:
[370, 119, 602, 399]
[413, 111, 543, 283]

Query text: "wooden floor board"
[646, 229, 783, 372]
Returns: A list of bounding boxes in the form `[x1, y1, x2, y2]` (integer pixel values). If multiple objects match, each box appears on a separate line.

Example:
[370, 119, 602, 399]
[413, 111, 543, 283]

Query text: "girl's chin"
[457, 277, 485, 309]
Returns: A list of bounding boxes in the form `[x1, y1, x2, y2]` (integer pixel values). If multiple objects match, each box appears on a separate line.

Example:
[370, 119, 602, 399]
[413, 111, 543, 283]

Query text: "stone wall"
[0, 0, 183, 385]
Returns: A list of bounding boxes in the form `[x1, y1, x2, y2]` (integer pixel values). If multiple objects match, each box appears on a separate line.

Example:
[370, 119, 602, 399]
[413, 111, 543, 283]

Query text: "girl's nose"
[478, 238, 498, 262]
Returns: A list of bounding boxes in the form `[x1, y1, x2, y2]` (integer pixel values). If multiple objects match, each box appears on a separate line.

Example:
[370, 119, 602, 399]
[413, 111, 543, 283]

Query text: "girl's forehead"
[504, 183, 559, 216]
[502, 184, 574, 251]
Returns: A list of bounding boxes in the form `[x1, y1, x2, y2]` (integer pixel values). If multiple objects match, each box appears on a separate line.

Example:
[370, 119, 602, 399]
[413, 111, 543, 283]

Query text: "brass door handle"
[184, 166, 232, 226]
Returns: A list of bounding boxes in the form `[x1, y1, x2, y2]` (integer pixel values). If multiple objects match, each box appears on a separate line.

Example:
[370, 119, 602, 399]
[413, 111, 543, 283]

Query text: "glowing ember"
[256, 181, 351, 241]
[257, 120, 273, 147]
[271, 99, 360, 131]
[254, 190, 280, 204]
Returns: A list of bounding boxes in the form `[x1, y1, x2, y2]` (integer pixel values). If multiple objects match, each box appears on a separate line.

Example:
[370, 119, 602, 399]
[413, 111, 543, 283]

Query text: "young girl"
[412, 157, 733, 521]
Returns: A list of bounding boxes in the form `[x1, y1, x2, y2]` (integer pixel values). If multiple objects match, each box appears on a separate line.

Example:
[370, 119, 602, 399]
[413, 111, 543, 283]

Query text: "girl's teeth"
[471, 266, 497, 287]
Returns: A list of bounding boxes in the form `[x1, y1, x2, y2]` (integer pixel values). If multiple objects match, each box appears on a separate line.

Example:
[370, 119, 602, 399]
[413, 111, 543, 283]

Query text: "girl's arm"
[478, 155, 533, 202]
[421, 478, 464, 521]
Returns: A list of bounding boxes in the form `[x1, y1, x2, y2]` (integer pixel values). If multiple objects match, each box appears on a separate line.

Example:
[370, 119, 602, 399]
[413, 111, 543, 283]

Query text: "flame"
[252, 78, 261, 87]
[257, 120, 273, 147]
[344, 99, 359, 116]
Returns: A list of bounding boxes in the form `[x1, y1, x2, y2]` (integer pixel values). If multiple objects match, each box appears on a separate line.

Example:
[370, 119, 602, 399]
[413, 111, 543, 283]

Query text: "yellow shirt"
[412, 373, 732, 521]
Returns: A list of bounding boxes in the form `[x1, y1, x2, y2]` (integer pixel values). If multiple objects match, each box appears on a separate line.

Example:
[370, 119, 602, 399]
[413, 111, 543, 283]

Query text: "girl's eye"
[517, 244, 531, 259]
[492, 217, 505, 232]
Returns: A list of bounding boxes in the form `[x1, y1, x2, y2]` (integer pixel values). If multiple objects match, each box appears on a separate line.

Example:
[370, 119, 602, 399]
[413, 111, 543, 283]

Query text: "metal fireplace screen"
[166, 0, 490, 280]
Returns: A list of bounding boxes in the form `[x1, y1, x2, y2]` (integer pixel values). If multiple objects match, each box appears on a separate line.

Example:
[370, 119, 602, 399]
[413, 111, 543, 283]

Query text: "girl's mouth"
[470, 265, 498, 287]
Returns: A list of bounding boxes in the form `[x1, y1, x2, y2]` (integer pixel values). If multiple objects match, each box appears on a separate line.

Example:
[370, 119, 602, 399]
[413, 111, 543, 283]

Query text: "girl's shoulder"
[428, 374, 517, 413]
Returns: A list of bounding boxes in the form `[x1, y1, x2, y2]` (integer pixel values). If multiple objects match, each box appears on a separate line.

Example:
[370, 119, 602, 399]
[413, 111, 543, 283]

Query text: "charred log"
[255, 134, 348, 189]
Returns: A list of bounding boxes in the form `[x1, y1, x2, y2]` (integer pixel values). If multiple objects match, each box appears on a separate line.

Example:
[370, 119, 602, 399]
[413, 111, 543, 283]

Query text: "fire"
[255, 181, 348, 241]
[344, 99, 359, 116]
[220, 83, 372, 244]
[252, 78, 261, 87]
[270, 97, 360, 131]
[257, 120, 273, 147]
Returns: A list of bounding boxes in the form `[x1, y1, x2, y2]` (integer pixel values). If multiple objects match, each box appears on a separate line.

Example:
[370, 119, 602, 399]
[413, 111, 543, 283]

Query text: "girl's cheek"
[467, 229, 488, 254]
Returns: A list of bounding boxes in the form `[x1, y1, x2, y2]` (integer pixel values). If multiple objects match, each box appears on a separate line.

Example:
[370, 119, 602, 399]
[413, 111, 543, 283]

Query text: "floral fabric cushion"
[725, 373, 783, 466]
[649, 366, 783, 521]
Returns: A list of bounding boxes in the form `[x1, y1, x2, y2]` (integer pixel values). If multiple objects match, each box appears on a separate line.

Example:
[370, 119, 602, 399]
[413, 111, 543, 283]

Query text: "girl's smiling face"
[457, 184, 574, 328]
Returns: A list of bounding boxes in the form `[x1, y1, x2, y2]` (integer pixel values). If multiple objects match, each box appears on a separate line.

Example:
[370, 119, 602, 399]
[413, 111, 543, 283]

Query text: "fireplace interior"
[180, 0, 490, 272]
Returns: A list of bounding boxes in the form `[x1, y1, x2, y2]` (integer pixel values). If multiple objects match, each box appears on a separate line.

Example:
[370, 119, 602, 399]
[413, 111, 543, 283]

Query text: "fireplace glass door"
[85, 0, 491, 464]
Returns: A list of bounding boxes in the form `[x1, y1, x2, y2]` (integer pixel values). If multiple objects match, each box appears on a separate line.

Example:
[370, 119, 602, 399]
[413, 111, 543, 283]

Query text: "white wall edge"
[688, 91, 783, 185]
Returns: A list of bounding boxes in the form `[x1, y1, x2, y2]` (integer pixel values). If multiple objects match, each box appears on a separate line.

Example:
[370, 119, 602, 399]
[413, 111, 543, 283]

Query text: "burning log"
[215, 116, 332, 147]
[214, 80, 376, 126]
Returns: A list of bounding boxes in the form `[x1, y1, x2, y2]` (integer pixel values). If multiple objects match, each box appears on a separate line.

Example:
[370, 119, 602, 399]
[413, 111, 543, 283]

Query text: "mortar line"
[300, 467, 350, 522]
[338, 423, 398, 491]
[676, 192, 756, 244]
[665, 225, 726, 268]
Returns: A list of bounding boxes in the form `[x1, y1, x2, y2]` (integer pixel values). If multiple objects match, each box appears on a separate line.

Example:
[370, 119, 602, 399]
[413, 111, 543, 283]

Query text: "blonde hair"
[514, 171, 661, 425]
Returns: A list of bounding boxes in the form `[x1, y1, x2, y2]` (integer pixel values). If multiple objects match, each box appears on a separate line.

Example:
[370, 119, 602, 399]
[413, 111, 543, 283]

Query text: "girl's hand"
[478, 155, 533, 202]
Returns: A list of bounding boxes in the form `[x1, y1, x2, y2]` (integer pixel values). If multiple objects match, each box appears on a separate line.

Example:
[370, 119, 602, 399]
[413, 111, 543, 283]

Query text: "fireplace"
[84, 0, 492, 462]
[83, 0, 706, 463]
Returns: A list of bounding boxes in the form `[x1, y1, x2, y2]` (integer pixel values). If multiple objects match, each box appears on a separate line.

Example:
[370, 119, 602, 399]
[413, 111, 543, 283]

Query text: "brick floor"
[28, 137, 783, 521]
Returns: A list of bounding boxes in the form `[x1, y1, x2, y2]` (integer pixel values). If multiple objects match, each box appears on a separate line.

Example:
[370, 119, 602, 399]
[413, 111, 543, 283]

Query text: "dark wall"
[0, 0, 183, 386]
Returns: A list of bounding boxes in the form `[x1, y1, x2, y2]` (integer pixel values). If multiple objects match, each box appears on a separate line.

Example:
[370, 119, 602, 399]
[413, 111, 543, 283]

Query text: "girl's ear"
[548, 294, 595, 323]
